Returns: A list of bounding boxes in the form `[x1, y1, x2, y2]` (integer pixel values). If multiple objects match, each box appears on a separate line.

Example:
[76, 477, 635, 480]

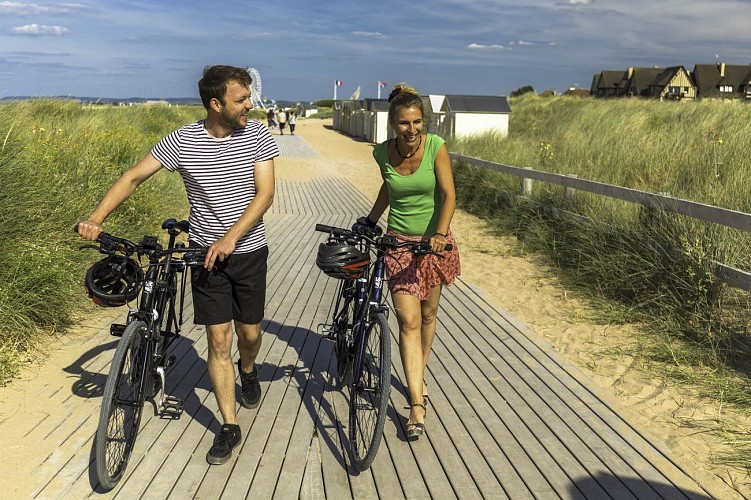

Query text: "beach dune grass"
[0, 100, 204, 383]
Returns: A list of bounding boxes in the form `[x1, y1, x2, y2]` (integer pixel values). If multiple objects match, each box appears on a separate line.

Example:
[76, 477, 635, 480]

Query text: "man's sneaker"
[206, 424, 241, 465]
[238, 360, 261, 409]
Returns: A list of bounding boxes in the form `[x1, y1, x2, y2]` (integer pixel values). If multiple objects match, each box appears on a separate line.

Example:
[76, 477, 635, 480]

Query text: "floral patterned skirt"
[385, 229, 461, 300]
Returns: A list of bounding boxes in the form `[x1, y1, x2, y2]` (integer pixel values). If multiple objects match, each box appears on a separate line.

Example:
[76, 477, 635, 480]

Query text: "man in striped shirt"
[77, 65, 279, 465]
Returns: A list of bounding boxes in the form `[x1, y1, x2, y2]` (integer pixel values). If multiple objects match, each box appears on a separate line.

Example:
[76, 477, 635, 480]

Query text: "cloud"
[0, 1, 88, 15]
[556, 0, 622, 15]
[466, 43, 506, 51]
[11, 24, 68, 35]
[351, 30, 384, 38]
[237, 32, 278, 40]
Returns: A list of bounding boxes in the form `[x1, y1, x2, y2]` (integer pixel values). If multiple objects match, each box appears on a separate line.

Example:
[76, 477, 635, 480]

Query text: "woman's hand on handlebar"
[429, 233, 448, 254]
[76, 220, 104, 241]
[356, 215, 376, 228]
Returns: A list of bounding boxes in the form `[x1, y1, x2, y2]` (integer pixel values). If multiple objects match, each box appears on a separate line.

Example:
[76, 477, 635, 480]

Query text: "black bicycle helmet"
[316, 242, 370, 280]
[85, 255, 144, 307]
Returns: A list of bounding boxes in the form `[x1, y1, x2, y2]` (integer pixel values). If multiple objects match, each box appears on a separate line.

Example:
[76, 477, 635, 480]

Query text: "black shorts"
[190, 245, 268, 325]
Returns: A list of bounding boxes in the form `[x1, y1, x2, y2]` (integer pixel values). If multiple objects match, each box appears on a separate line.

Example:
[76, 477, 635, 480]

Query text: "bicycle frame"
[122, 227, 186, 416]
[315, 221, 452, 472]
[350, 243, 388, 388]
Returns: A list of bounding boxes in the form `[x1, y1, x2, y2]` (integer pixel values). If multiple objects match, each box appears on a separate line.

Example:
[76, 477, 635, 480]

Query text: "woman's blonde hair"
[387, 83, 423, 125]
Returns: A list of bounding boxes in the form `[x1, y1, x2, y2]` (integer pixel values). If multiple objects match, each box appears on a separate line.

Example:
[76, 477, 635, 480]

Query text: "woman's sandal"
[404, 403, 426, 439]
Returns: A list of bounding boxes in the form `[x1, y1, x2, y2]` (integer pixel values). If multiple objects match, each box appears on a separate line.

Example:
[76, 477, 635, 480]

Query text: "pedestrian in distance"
[359, 83, 461, 440]
[277, 108, 287, 135]
[288, 110, 297, 135]
[76, 65, 279, 465]
[266, 107, 276, 129]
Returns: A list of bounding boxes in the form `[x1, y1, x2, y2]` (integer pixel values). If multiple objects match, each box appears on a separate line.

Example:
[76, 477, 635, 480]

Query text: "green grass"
[0, 100, 205, 384]
[450, 94, 751, 468]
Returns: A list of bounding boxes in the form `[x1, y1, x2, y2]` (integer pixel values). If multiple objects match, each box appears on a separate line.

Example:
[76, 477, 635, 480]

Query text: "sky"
[1, 0, 749, 102]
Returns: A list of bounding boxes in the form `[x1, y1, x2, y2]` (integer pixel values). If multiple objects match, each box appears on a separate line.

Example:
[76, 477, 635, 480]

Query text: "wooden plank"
[140, 221, 316, 497]
[199, 213, 338, 495]
[223, 261, 330, 497]
[443, 280, 703, 498]
[384, 315, 484, 500]
[299, 431, 327, 500]
[258, 242, 340, 497]
[435, 293, 608, 494]
[320, 387, 355, 499]
[275, 134, 321, 159]
[438, 286, 646, 495]
[33, 319, 203, 498]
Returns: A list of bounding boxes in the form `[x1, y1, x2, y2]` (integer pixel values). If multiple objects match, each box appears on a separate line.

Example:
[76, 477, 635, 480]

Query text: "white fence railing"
[451, 153, 751, 291]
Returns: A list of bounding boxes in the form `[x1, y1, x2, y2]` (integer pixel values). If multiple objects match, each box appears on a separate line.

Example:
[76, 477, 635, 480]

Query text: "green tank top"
[373, 133, 445, 236]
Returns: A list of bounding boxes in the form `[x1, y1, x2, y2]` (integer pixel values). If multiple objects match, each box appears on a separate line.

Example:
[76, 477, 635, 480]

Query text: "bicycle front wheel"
[95, 320, 150, 490]
[348, 311, 391, 471]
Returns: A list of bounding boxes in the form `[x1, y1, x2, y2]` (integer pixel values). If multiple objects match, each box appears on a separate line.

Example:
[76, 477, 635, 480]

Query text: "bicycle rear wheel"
[348, 311, 391, 471]
[95, 320, 150, 490]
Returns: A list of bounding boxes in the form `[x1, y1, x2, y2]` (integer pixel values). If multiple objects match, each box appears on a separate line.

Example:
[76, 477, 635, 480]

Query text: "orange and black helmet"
[315, 242, 370, 280]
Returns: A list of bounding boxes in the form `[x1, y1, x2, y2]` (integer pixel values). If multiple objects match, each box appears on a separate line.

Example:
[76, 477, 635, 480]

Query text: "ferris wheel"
[247, 67, 264, 109]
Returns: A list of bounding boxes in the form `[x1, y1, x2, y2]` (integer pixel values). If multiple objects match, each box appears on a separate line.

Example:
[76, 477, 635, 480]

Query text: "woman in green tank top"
[361, 84, 461, 440]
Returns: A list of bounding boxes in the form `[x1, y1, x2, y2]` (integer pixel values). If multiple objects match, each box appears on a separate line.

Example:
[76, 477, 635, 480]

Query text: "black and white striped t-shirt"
[151, 119, 279, 254]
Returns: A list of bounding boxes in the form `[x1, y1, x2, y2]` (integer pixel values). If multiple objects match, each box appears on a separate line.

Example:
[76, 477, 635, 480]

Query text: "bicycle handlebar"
[74, 220, 207, 265]
[315, 223, 453, 253]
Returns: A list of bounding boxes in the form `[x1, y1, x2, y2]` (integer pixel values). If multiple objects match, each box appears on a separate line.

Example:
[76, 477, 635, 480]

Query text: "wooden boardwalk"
[19, 167, 728, 498]
[272, 133, 321, 159]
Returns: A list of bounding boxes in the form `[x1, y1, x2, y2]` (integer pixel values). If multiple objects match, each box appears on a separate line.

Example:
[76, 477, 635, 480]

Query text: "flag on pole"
[334, 80, 343, 100]
[377, 81, 387, 99]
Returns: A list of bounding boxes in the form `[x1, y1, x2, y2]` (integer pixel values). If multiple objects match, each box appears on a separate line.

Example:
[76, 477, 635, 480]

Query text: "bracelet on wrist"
[434, 232, 447, 237]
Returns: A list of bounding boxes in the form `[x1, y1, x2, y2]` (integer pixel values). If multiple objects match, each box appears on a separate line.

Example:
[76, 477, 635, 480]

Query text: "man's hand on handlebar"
[204, 235, 236, 269]
[76, 220, 104, 241]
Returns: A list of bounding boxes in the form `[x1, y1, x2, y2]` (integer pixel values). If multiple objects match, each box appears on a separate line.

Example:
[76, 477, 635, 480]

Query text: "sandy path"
[0, 118, 748, 497]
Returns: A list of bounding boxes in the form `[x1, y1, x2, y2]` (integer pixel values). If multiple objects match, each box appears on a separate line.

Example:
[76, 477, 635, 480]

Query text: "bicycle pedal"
[160, 396, 184, 420]
[318, 324, 336, 340]
[109, 324, 126, 337]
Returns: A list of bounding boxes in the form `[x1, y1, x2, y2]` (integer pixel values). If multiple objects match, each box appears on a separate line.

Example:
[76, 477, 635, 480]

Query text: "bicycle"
[77, 218, 206, 490]
[314, 221, 452, 471]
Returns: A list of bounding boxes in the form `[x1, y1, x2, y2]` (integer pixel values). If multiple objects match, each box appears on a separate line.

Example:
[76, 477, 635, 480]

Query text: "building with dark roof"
[692, 63, 751, 99]
[592, 62, 751, 100]
[438, 95, 511, 137]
